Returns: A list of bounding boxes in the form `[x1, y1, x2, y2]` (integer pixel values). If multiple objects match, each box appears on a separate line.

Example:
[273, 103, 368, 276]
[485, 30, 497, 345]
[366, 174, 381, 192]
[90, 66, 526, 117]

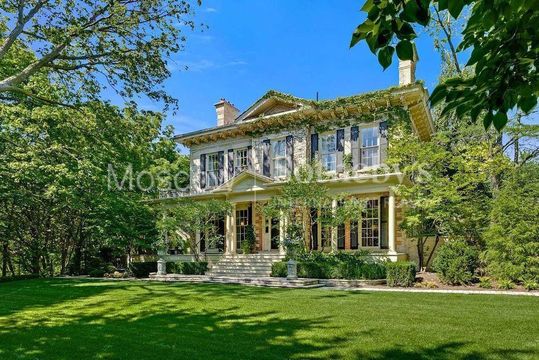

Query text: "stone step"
[148, 273, 323, 288]
[208, 271, 271, 276]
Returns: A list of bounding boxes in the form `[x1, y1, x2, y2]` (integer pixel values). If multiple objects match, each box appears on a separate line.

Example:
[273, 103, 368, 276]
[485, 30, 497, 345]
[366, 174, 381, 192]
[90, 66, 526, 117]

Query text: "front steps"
[148, 274, 323, 288]
[206, 253, 285, 277]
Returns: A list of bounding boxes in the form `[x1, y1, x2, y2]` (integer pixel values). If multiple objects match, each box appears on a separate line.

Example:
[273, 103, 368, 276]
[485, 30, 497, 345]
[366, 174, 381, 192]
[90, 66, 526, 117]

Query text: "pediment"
[236, 92, 311, 122]
[213, 170, 273, 193]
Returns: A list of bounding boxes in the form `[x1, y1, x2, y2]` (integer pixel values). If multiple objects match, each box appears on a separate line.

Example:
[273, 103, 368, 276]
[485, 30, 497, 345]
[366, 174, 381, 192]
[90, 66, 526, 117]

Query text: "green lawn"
[0, 279, 537, 359]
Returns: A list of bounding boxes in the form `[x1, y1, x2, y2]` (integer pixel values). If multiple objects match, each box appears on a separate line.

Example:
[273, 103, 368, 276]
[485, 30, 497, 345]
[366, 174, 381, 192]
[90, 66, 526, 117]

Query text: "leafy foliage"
[482, 163, 539, 283]
[156, 199, 231, 259]
[0, 0, 203, 108]
[432, 240, 480, 285]
[385, 261, 417, 287]
[350, 0, 539, 130]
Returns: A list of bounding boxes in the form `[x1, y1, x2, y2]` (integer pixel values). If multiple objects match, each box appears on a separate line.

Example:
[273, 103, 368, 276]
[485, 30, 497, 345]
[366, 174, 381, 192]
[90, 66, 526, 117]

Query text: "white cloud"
[167, 59, 248, 73]
[204, 7, 218, 13]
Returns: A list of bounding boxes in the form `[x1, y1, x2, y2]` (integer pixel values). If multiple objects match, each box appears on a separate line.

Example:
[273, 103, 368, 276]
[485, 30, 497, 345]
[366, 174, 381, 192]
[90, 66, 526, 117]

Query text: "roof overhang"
[175, 83, 435, 147]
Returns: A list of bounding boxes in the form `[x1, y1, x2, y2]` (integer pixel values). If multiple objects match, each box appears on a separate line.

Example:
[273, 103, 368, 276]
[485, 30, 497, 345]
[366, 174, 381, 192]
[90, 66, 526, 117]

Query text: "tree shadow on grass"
[351, 341, 537, 360]
[0, 306, 348, 359]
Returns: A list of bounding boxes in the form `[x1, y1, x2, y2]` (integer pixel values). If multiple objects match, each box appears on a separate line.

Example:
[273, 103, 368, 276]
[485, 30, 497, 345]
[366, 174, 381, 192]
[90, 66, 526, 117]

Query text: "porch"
[194, 189, 404, 260]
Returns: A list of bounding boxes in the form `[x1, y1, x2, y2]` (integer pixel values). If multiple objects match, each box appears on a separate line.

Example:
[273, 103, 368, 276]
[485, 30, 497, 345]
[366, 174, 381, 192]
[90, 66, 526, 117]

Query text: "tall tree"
[0, 0, 202, 107]
[350, 0, 538, 131]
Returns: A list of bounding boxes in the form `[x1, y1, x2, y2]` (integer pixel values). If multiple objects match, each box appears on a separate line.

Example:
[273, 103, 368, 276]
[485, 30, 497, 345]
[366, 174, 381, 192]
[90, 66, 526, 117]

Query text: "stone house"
[161, 58, 434, 276]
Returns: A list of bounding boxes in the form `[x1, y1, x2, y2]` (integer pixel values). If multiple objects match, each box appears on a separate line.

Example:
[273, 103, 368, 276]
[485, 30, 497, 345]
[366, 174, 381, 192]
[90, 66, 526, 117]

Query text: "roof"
[175, 83, 435, 146]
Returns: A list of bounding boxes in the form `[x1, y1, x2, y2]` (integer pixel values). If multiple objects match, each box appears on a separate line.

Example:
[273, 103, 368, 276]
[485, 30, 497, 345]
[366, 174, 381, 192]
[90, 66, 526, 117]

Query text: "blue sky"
[142, 1, 444, 142]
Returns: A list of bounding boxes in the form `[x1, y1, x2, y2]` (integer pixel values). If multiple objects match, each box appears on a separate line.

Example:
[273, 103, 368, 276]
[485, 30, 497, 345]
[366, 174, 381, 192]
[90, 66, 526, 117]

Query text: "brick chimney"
[214, 99, 239, 126]
[399, 45, 419, 86]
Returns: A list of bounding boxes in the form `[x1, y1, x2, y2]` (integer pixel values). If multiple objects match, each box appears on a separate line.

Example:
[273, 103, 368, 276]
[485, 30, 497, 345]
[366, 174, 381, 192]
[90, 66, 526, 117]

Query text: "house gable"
[213, 170, 274, 193]
[235, 90, 313, 122]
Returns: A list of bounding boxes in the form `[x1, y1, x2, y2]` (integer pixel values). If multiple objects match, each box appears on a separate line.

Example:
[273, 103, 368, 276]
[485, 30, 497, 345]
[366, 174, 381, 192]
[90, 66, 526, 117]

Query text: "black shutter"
[199, 154, 206, 189]
[336, 129, 344, 173]
[227, 149, 234, 179]
[217, 151, 224, 185]
[286, 135, 294, 176]
[310, 133, 319, 161]
[350, 222, 359, 249]
[310, 208, 318, 250]
[351, 126, 359, 170]
[338, 224, 345, 249]
[247, 204, 253, 226]
[262, 139, 271, 177]
[247, 145, 253, 171]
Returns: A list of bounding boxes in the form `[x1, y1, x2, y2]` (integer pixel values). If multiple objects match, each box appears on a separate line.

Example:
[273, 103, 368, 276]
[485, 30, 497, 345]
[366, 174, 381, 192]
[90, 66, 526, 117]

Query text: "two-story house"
[164, 57, 434, 275]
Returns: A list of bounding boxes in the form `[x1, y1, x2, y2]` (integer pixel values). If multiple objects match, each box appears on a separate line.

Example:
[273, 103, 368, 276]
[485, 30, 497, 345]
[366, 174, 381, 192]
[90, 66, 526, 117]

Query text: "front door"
[236, 208, 249, 252]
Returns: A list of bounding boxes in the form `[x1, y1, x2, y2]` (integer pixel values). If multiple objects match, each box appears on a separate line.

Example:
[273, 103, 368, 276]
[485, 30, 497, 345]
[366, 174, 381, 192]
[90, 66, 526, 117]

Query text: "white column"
[388, 190, 397, 255]
[226, 204, 237, 255]
[278, 210, 285, 255]
[331, 199, 338, 252]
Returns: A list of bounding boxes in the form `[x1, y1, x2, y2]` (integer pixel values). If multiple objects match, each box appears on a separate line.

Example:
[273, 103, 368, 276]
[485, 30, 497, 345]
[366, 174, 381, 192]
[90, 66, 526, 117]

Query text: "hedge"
[129, 261, 157, 278]
[271, 252, 386, 280]
[386, 261, 416, 287]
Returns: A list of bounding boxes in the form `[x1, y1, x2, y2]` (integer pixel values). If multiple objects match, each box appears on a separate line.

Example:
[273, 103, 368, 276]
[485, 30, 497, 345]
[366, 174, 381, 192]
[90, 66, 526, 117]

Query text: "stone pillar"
[157, 258, 166, 275]
[331, 199, 338, 252]
[388, 190, 397, 255]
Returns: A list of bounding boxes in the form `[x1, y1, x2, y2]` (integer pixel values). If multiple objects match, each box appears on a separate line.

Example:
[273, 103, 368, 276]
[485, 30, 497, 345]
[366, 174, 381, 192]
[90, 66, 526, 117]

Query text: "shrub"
[433, 240, 480, 285]
[483, 164, 539, 283]
[478, 277, 492, 289]
[129, 261, 157, 278]
[386, 262, 416, 287]
[271, 261, 288, 277]
[497, 279, 515, 290]
[523, 280, 538, 291]
[88, 268, 106, 278]
[180, 261, 208, 275]
[293, 252, 386, 280]
[298, 261, 332, 279]
[166, 262, 178, 274]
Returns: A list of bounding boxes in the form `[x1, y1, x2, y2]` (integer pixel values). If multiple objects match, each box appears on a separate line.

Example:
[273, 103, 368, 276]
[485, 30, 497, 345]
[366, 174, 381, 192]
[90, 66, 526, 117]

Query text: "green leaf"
[403, 1, 420, 22]
[448, 0, 465, 18]
[429, 85, 447, 106]
[492, 112, 508, 131]
[466, 47, 483, 67]
[470, 106, 482, 123]
[518, 96, 537, 113]
[396, 40, 413, 60]
[483, 111, 493, 129]
[378, 46, 395, 70]
[361, 0, 375, 12]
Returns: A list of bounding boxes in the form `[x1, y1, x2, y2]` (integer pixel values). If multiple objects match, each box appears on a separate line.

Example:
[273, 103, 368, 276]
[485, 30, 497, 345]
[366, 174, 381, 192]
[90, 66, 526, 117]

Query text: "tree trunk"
[424, 234, 441, 271]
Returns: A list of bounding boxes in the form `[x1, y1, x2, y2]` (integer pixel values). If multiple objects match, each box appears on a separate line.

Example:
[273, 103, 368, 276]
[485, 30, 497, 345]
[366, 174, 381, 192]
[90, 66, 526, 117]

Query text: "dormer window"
[360, 127, 380, 167]
[272, 139, 287, 177]
[234, 148, 249, 174]
[206, 153, 219, 187]
[320, 133, 336, 172]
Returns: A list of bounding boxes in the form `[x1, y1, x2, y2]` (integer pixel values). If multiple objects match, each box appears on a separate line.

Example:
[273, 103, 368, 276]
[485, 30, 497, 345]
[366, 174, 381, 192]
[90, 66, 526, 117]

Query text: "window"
[361, 199, 379, 247]
[320, 134, 336, 171]
[361, 127, 380, 167]
[236, 209, 249, 251]
[272, 139, 287, 177]
[235, 148, 248, 174]
[206, 153, 219, 187]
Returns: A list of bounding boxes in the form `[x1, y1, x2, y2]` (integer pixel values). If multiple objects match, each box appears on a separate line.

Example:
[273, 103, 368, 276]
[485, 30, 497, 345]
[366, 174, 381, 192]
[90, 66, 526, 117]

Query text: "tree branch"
[433, 6, 462, 74]
[0, 0, 47, 59]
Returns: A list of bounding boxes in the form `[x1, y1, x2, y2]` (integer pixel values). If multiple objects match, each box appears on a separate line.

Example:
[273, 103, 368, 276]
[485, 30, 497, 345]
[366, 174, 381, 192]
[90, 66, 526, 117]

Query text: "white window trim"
[234, 148, 249, 175]
[319, 132, 337, 174]
[206, 152, 219, 188]
[271, 138, 288, 179]
[358, 124, 382, 171]
[359, 197, 381, 249]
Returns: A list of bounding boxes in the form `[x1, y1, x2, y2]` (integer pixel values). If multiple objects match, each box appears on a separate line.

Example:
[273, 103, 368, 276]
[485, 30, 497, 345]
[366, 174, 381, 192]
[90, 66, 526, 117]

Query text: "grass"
[0, 279, 537, 359]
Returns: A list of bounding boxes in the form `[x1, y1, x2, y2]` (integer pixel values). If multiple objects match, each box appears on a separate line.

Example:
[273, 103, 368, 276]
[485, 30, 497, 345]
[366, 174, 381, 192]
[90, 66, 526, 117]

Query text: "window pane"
[362, 127, 379, 147]
[361, 199, 379, 247]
